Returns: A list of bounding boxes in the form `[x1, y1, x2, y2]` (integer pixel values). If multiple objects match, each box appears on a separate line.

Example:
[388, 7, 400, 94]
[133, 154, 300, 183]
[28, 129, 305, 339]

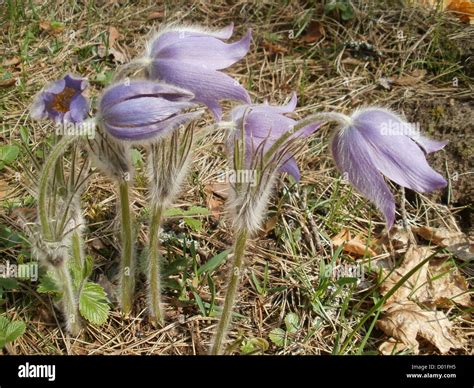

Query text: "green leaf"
[340, 3, 354, 20]
[69, 259, 83, 289]
[19, 126, 29, 144]
[50, 21, 64, 29]
[241, 337, 269, 354]
[0, 315, 9, 332]
[284, 312, 300, 334]
[191, 290, 207, 316]
[164, 208, 185, 217]
[94, 70, 114, 86]
[184, 217, 202, 232]
[269, 328, 286, 347]
[79, 282, 110, 325]
[6, 320, 25, 342]
[336, 277, 358, 286]
[130, 149, 143, 167]
[197, 249, 230, 276]
[240, 339, 255, 354]
[83, 255, 94, 279]
[37, 272, 61, 295]
[0, 145, 19, 164]
[0, 278, 19, 290]
[184, 206, 210, 216]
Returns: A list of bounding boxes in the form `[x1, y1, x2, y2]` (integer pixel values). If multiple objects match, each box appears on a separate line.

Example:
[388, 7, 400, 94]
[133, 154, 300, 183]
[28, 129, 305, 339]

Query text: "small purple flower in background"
[330, 107, 447, 229]
[98, 80, 202, 141]
[31, 74, 89, 123]
[230, 93, 321, 182]
[146, 23, 252, 120]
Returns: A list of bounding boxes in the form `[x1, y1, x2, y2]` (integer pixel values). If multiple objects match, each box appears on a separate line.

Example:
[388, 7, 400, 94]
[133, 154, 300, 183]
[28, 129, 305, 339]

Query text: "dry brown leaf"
[147, 11, 164, 20]
[413, 226, 468, 247]
[332, 228, 376, 257]
[341, 57, 365, 66]
[381, 245, 471, 307]
[300, 21, 325, 44]
[446, 0, 474, 24]
[3, 57, 21, 67]
[204, 183, 228, 220]
[429, 258, 471, 307]
[392, 69, 426, 86]
[410, 0, 474, 23]
[261, 40, 288, 54]
[0, 78, 16, 88]
[381, 245, 432, 304]
[0, 180, 11, 202]
[378, 338, 410, 355]
[206, 196, 224, 220]
[108, 26, 120, 47]
[204, 183, 228, 200]
[377, 301, 462, 354]
[262, 214, 279, 234]
[39, 20, 64, 35]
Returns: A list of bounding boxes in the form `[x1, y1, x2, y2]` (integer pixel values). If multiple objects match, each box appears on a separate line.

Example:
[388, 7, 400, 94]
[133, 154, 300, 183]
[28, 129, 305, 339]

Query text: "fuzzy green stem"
[211, 228, 248, 355]
[38, 135, 78, 240]
[71, 231, 85, 268]
[118, 179, 135, 315]
[55, 262, 81, 335]
[147, 204, 164, 324]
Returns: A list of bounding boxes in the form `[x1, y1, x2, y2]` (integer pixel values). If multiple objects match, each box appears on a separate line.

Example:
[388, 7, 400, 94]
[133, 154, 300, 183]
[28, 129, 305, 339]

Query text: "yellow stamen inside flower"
[50, 87, 76, 113]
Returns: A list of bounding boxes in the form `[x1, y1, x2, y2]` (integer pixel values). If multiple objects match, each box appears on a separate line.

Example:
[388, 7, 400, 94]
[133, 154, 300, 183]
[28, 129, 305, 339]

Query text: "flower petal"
[64, 74, 88, 92]
[279, 156, 301, 181]
[102, 97, 195, 127]
[412, 135, 448, 154]
[331, 128, 396, 228]
[69, 94, 89, 123]
[45, 79, 66, 94]
[157, 29, 251, 70]
[244, 111, 296, 142]
[353, 109, 447, 192]
[100, 81, 194, 112]
[149, 24, 235, 57]
[150, 59, 250, 120]
[30, 94, 48, 120]
[231, 93, 297, 122]
[104, 111, 201, 141]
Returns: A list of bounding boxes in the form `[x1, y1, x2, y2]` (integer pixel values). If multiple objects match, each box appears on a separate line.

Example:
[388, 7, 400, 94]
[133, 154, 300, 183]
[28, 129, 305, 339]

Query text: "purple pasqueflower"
[98, 80, 202, 141]
[330, 107, 447, 229]
[230, 93, 321, 181]
[31, 74, 89, 123]
[146, 23, 251, 121]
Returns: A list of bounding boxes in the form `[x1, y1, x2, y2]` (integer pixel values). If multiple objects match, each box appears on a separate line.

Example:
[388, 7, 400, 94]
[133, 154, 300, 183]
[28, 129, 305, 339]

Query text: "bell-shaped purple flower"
[98, 80, 202, 141]
[230, 93, 321, 181]
[330, 107, 447, 229]
[146, 24, 252, 121]
[31, 74, 89, 123]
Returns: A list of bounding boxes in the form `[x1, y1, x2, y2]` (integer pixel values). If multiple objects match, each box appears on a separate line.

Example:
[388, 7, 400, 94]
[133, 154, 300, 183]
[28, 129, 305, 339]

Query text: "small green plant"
[0, 315, 26, 349]
[324, 0, 354, 21]
[0, 144, 20, 170]
[269, 312, 301, 347]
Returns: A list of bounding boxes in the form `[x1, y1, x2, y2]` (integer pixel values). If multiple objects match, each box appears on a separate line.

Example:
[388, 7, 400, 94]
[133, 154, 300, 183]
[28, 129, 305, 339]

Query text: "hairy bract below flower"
[31, 74, 89, 124]
[330, 107, 447, 229]
[145, 23, 251, 120]
[98, 80, 201, 142]
[228, 93, 320, 233]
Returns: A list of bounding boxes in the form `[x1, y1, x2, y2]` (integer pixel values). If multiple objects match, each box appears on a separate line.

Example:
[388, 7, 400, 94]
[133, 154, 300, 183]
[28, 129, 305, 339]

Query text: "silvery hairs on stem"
[83, 124, 132, 183]
[22, 196, 84, 269]
[147, 122, 195, 207]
